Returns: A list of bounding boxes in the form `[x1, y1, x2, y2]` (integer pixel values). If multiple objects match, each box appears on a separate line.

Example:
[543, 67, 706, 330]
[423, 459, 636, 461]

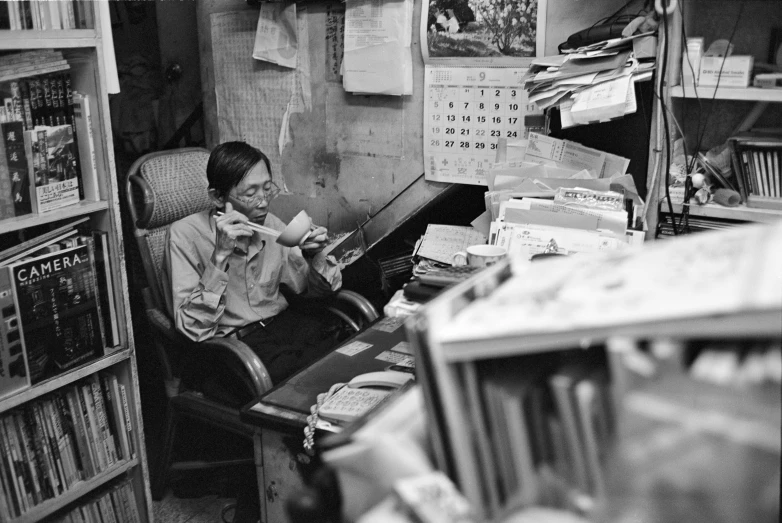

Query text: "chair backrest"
[124, 147, 212, 315]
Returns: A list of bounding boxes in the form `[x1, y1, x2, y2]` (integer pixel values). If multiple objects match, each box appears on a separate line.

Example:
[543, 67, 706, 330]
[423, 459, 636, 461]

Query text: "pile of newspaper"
[522, 33, 656, 128]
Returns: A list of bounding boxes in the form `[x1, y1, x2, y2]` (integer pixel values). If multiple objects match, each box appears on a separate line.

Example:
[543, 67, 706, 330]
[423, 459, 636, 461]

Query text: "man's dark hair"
[206, 141, 272, 198]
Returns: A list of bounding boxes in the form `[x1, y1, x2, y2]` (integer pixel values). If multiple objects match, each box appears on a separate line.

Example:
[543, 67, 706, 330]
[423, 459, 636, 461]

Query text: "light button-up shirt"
[164, 209, 341, 341]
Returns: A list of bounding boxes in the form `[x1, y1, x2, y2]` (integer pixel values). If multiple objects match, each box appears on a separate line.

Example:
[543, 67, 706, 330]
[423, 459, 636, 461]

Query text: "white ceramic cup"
[452, 245, 507, 267]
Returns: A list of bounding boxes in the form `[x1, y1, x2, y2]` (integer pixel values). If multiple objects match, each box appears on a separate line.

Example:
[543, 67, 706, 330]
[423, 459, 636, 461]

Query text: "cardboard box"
[682, 37, 704, 86]
[698, 55, 753, 87]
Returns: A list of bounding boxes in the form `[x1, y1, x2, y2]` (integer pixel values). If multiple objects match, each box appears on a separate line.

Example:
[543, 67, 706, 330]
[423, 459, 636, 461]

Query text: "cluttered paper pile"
[474, 136, 646, 261]
[522, 33, 656, 127]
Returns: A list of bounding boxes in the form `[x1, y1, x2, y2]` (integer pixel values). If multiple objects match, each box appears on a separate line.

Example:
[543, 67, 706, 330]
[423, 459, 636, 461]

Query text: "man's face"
[227, 161, 273, 225]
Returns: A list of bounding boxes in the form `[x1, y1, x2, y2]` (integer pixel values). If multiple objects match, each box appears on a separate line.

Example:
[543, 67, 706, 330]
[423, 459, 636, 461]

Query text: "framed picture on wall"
[422, 0, 547, 66]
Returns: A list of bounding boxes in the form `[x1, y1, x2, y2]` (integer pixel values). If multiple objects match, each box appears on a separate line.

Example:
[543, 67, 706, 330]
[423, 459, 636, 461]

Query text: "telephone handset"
[318, 371, 413, 423]
[304, 371, 414, 454]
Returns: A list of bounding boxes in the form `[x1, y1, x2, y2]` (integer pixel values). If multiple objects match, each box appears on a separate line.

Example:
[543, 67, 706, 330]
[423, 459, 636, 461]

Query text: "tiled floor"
[152, 492, 235, 523]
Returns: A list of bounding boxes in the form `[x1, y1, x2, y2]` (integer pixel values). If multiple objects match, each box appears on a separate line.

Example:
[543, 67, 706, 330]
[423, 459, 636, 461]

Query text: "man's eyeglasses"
[232, 181, 281, 207]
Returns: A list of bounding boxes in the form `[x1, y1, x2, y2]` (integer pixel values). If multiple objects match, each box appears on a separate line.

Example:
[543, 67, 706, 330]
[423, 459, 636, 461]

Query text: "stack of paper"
[522, 32, 656, 127]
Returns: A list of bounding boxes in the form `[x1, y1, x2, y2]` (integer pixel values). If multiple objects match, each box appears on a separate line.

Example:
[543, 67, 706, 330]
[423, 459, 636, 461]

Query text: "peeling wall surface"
[197, 0, 427, 236]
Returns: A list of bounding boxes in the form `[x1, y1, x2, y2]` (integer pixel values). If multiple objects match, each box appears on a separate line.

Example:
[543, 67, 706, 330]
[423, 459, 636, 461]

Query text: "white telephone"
[303, 370, 414, 454]
[318, 371, 414, 423]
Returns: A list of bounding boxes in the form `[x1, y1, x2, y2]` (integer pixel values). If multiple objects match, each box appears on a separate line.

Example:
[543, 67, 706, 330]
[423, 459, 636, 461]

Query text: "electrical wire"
[686, 1, 747, 175]
[660, 5, 677, 235]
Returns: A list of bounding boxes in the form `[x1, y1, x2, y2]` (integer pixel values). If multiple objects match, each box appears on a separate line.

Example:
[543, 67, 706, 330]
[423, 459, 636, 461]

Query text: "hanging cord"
[686, 1, 746, 175]
[303, 382, 346, 456]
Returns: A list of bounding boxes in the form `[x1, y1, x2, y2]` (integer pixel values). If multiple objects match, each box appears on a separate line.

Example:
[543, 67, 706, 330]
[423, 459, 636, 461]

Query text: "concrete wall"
[193, 0, 644, 243]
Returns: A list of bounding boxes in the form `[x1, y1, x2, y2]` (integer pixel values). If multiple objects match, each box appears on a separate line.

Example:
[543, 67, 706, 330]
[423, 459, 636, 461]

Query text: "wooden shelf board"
[0, 200, 108, 235]
[440, 309, 782, 363]
[11, 458, 139, 523]
[0, 349, 130, 413]
[667, 202, 782, 223]
[671, 85, 782, 103]
[0, 30, 98, 49]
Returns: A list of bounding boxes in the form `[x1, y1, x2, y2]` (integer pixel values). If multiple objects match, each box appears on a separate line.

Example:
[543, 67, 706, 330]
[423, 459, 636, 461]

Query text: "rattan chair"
[124, 147, 379, 500]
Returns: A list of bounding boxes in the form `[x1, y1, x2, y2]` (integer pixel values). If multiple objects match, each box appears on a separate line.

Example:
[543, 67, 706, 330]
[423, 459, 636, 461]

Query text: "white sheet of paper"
[336, 341, 374, 356]
[342, 0, 413, 95]
[253, 2, 298, 69]
[524, 132, 607, 178]
[508, 197, 628, 236]
[415, 224, 487, 265]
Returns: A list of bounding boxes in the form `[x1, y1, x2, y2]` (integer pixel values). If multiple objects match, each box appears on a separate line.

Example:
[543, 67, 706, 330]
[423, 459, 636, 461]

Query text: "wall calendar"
[424, 66, 530, 186]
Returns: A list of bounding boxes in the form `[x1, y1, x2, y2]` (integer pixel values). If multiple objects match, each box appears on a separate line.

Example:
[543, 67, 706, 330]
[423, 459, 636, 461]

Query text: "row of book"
[729, 132, 782, 210]
[0, 0, 94, 31]
[0, 50, 100, 218]
[469, 350, 614, 514]
[0, 219, 120, 401]
[0, 370, 136, 519]
[51, 479, 143, 523]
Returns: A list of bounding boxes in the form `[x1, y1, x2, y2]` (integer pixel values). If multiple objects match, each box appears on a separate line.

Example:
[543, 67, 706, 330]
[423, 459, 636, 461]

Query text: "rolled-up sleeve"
[166, 228, 229, 342]
[281, 248, 342, 297]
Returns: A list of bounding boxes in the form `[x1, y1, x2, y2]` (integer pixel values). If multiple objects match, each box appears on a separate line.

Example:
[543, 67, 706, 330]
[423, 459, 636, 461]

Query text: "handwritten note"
[415, 224, 487, 265]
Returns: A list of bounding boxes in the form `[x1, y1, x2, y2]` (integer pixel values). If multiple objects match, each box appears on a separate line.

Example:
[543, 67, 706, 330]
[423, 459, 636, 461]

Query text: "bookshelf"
[653, 2, 782, 234]
[668, 201, 782, 223]
[0, 2, 151, 523]
[406, 222, 782, 522]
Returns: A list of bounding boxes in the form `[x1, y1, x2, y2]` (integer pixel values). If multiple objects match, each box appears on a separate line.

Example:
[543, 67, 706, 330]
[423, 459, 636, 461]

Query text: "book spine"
[62, 73, 84, 200]
[41, 75, 54, 126]
[79, 382, 106, 472]
[99, 373, 123, 461]
[0, 417, 24, 516]
[3, 415, 32, 511]
[54, 392, 82, 484]
[92, 231, 118, 346]
[90, 376, 117, 466]
[22, 405, 54, 500]
[64, 387, 94, 478]
[34, 401, 66, 495]
[29, 78, 44, 126]
[108, 374, 130, 461]
[119, 383, 135, 459]
[44, 398, 75, 489]
[85, 381, 111, 470]
[728, 141, 748, 202]
[23, 129, 39, 214]
[96, 495, 113, 523]
[0, 432, 15, 519]
[0, 126, 15, 218]
[11, 411, 43, 505]
[10, 81, 23, 123]
[109, 488, 127, 523]
[122, 482, 142, 523]
[1, 120, 31, 216]
[20, 1, 32, 29]
[19, 80, 33, 131]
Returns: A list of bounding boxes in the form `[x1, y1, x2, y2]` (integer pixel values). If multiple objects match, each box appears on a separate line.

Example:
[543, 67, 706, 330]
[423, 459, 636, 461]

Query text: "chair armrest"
[197, 337, 274, 398]
[335, 290, 380, 323]
[144, 306, 273, 398]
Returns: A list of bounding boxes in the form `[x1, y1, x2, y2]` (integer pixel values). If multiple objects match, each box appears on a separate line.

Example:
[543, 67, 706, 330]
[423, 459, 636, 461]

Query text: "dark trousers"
[239, 305, 340, 385]
[197, 304, 344, 523]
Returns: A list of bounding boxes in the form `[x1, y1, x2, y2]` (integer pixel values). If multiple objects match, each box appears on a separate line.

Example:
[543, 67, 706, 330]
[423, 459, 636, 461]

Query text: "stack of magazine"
[0, 219, 120, 401]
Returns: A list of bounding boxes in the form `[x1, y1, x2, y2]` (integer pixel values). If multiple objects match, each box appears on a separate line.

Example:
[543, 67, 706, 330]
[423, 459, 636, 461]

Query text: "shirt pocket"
[257, 262, 283, 295]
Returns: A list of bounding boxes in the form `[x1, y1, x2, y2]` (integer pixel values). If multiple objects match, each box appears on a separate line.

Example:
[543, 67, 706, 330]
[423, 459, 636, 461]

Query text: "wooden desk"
[241, 316, 412, 523]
